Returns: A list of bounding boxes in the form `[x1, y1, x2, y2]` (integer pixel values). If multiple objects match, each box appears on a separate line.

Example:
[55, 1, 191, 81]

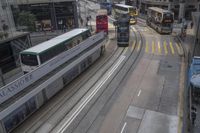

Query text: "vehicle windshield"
[163, 13, 173, 22]
[21, 54, 38, 66]
[129, 8, 135, 12]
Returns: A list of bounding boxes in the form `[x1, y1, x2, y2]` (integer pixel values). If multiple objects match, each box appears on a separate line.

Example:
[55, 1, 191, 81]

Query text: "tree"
[17, 11, 36, 31]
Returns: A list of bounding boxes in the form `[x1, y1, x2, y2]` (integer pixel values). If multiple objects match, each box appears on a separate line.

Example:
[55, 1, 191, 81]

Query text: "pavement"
[176, 24, 200, 133]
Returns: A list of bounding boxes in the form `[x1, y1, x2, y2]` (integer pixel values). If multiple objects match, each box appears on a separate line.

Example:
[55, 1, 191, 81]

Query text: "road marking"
[137, 90, 141, 96]
[123, 47, 128, 54]
[132, 40, 136, 51]
[176, 43, 181, 54]
[145, 41, 148, 53]
[158, 41, 161, 54]
[170, 41, 175, 55]
[132, 26, 136, 32]
[152, 40, 155, 54]
[163, 40, 168, 55]
[120, 122, 127, 133]
[58, 56, 126, 133]
[137, 40, 141, 51]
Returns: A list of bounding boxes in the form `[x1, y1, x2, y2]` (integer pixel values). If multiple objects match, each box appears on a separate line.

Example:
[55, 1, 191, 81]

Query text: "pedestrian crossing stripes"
[144, 40, 182, 55]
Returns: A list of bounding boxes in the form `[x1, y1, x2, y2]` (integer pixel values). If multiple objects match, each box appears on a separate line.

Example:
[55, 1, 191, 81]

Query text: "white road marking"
[58, 55, 126, 133]
[132, 26, 137, 32]
[121, 122, 127, 133]
[137, 90, 141, 96]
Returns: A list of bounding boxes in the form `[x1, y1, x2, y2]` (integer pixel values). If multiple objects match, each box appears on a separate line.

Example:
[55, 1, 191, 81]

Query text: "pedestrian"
[191, 108, 197, 125]
[80, 17, 83, 26]
[191, 22, 193, 29]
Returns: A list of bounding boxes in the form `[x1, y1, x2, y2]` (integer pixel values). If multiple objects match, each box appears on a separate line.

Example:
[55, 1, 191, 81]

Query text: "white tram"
[0, 30, 105, 133]
[20, 28, 91, 73]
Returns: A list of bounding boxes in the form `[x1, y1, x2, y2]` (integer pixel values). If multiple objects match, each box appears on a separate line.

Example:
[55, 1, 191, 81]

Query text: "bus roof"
[115, 4, 133, 8]
[21, 28, 88, 54]
[148, 7, 172, 14]
[97, 9, 108, 15]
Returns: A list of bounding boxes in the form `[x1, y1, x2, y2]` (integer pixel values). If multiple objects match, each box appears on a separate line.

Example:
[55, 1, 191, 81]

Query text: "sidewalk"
[177, 27, 200, 133]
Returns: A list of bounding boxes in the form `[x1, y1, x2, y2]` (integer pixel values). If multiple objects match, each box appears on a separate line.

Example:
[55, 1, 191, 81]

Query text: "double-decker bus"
[146, 7, 174, 34]
[112, 4, 138, 25]
[20, 28, 91, 73]
[100, 0, 112, 15]
[96, 9, 108, 34]
[117, 14, 130, 47]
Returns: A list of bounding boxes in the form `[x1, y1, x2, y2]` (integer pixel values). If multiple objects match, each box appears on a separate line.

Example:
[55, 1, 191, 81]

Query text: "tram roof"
[115, 4, 134, 8]
[22, 28, 89, 54]
[148, 7, 172, 14]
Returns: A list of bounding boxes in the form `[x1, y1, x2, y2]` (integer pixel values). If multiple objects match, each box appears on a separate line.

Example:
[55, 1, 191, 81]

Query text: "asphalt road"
[78, 24, 184, 133]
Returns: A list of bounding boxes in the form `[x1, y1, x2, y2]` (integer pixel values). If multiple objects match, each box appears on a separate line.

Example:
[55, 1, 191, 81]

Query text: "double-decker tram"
[117, 15, 130, 47]
[96, 9, 108, 34]
[146, 7, 174, 34]
[0, 30, 105, 133]
[100, 0, 112, 15]
[112, 4, 138, 25]
[20, 28, 91, 73]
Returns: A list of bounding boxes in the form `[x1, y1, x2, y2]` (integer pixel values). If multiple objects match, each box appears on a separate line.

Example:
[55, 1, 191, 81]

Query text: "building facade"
[0, 0, 16, 34]
[11, 0, 78, 31]
[138, 0, 200, 20]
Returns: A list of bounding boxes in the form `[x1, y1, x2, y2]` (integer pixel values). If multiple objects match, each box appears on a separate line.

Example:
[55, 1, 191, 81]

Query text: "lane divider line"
[145, 41, 148, 53]
[120, 122, 127, 133]
[158, 41, 161, 54]
[176, 43, 181, 54]
[132, 40, 136, 52]
[58, 55, 126, 133]
[170, 41, 175, 55]
[152, 40, 155, 54]
[137, 90, 141, 96]
[164, 40, 168, 55]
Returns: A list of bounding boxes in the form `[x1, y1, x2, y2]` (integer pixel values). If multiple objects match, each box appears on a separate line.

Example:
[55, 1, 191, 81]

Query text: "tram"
[20, 28, 91, 73]
[0, 31, 105, 133]
[117, 14, 130, 47]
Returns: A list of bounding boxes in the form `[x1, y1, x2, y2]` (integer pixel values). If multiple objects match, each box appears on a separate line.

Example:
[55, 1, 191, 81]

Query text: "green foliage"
[17, 11, 36, 31]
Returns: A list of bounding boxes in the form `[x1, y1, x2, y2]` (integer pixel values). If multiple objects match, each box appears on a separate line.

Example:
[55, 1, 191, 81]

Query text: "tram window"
[26, 97, 37, 113]
[21, 54, 38, 66]
[3, 105, 27, 132]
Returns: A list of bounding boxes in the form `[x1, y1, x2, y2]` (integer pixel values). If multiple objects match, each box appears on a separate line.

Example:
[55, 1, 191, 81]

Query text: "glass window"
[40, 44, 65, 63]
[163, 13, 173, 22]
[21, 54, 38, 66]
[3, 105, 28, 132]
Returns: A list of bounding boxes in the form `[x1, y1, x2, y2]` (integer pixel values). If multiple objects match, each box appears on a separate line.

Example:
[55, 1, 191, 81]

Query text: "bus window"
[21, 54, 38, 66]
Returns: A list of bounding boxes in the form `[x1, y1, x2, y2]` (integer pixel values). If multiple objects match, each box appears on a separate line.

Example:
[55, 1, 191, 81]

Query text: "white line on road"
[57, 55, 126, 133]
[120, 122, 127, 133]
[137, 90, 141, 96]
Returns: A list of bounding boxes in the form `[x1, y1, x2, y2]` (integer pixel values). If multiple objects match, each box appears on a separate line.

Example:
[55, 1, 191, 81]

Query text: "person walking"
[191, 106, 197, 125]
[191, 22, 193, 29]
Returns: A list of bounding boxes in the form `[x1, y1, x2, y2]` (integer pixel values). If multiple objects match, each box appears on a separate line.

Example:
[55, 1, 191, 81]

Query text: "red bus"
[96, 9, 108, 34]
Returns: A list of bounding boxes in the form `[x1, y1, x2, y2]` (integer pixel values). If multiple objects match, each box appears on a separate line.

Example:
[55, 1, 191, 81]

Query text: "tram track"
[51, 26, 144, 133]
[13, 26, 144, 133]
[12, 35, 124, 133]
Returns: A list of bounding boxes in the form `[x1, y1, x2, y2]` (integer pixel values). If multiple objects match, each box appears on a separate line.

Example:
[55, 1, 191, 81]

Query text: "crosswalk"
[134, 39, 182, 56]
